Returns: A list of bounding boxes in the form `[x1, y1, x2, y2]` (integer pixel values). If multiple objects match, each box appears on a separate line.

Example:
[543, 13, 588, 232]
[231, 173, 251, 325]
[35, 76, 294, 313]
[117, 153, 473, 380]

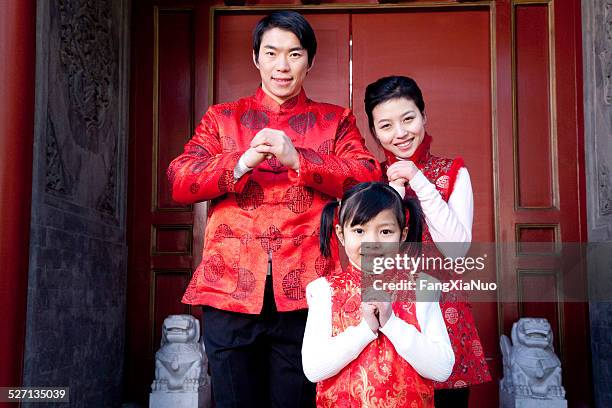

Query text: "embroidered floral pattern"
[240, 109, 269, 130]
[258, 225, 282, 253]
[282, 264, 306, 300]
[213, 224, 234, 240]
[314, 255, 334, 277]
[284, 186, 315, 214]
[317, 139, 334, 155]
[288, 111, 317, 135]
[298, 147, 325, 165]
[235, 180, 264, 210]
[230, 265, 256, 300]
[202, 254, 225, 282]
[221, 136, 237, 152]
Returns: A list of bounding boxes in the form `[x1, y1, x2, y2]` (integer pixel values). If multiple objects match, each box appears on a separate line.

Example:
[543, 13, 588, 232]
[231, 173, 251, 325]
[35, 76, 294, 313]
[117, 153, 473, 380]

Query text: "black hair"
[252, 11, 317, 67]
[364, 76, 426, 135]
[319, 182, 423, 258]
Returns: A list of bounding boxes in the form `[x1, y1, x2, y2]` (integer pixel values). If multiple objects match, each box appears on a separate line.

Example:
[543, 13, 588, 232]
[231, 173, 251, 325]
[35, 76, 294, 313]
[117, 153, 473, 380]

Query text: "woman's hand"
[361, 303, 380, 333]
[370, 302, 393, 328]
[387, 160, 419, 182]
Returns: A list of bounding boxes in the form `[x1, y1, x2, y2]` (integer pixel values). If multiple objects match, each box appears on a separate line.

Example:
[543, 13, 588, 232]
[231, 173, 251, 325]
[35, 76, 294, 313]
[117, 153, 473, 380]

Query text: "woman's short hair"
[364, 76, 425, 133]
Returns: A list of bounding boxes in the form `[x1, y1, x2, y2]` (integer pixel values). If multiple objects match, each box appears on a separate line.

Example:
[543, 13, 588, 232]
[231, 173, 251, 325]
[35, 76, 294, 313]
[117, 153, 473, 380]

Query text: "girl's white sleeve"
[408, 167, 473, 248]
[301, 278, 378, 383]
[379, 301, 454, 382]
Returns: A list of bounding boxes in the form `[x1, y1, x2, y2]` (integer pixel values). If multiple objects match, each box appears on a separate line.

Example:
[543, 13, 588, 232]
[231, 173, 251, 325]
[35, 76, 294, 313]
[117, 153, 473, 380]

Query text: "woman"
[364, 76, 491, 407]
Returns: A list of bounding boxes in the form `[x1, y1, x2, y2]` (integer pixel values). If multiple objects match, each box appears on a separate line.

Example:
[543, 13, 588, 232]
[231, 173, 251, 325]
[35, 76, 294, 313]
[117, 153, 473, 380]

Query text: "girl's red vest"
[316, 264, 434, 408]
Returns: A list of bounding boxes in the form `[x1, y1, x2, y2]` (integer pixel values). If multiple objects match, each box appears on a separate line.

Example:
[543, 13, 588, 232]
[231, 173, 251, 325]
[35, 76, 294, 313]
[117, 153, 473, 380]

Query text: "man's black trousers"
[202, 276, 316, 408]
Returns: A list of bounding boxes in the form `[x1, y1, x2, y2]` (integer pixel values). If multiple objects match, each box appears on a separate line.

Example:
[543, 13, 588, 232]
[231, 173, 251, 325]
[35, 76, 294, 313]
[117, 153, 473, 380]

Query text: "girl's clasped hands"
[361, 301, 393, 333]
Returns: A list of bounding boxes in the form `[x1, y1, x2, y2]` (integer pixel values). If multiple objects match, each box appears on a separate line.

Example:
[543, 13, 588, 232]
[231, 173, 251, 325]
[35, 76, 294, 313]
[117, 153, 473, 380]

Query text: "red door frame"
[0, 0, 37, 389]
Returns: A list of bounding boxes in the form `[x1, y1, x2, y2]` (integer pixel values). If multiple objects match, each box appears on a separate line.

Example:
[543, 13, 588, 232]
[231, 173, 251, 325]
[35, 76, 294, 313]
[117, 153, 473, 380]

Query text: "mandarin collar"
[346, 261, 363, 281]
[383, 133, 433, 168]
[254, 86, 308, 113]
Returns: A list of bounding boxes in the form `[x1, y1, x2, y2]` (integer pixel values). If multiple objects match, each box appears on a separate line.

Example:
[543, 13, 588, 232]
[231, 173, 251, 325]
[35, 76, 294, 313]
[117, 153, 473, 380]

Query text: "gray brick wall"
[22, 0, 130, 407]
[589, 303, 612, 408]
[24, 207, 127, 407]
[582, 0, 612, 406]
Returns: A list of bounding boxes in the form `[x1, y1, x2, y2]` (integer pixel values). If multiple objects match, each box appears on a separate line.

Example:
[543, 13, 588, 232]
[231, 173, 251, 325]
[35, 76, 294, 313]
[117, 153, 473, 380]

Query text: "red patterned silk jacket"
[317, 264, 434, 408]
[382, 135, 491, 388]
[168, 87, 381, 313]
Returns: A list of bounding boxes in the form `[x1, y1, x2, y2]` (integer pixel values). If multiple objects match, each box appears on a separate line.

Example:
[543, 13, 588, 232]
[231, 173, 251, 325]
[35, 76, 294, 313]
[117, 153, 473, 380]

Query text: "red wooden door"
[127, 1, 590, 406]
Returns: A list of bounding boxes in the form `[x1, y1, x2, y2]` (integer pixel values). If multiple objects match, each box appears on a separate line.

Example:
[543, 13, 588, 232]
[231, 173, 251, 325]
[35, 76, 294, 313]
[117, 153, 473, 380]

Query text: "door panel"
[156, 11, 195, 210]
[515, 4, 555, 208]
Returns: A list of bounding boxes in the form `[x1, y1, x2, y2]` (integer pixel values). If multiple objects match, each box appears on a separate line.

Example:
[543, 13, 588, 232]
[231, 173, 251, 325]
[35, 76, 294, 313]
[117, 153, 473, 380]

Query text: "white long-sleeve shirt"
[391, 167, 473, 257]
[301, 277, 454, 384]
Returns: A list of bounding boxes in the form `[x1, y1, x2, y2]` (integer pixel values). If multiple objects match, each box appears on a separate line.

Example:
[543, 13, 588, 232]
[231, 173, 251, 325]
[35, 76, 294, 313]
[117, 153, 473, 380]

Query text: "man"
[167, 11, 380, 407]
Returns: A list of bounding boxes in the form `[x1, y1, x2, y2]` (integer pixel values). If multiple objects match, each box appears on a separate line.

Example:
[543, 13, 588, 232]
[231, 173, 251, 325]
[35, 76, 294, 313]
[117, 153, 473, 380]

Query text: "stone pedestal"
[500, 385, 567, 408]
[149, 390, 210, 408]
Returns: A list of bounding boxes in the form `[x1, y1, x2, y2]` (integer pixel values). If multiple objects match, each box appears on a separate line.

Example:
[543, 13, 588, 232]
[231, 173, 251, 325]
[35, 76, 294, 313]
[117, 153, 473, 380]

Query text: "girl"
[302, 182, 454, 407]
[364, 76, 492, 407]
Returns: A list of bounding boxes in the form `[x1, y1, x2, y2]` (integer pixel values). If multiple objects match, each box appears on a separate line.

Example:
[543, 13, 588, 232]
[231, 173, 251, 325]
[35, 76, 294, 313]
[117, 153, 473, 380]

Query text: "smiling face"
[253, 27, 311, 104]
[372, 97, 426, 159]
[335, 209, 407, 270]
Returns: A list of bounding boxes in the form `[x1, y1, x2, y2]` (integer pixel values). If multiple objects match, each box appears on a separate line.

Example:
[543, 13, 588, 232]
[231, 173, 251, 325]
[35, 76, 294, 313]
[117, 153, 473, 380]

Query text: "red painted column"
[0, 0, 37, 387]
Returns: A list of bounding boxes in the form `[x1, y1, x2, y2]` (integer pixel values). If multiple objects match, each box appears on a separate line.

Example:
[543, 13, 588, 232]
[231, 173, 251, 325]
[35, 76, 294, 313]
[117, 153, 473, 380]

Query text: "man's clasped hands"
[242, 128, 300, 171]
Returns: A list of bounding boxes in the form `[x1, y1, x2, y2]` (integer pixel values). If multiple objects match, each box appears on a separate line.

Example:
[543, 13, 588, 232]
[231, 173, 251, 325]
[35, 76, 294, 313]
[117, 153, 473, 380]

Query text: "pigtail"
[404, 197, 424, 243]
[319, 201, 340, 258]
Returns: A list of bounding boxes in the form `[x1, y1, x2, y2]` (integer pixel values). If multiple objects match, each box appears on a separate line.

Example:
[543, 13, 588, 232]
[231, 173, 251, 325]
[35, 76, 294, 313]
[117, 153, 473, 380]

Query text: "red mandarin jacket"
[168, 87, 381, 313]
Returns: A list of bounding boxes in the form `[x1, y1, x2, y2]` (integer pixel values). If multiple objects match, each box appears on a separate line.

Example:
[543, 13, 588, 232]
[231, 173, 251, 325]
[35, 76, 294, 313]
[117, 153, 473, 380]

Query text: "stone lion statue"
[500, 318, 565, 400]
[151, 314, 208, 392]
